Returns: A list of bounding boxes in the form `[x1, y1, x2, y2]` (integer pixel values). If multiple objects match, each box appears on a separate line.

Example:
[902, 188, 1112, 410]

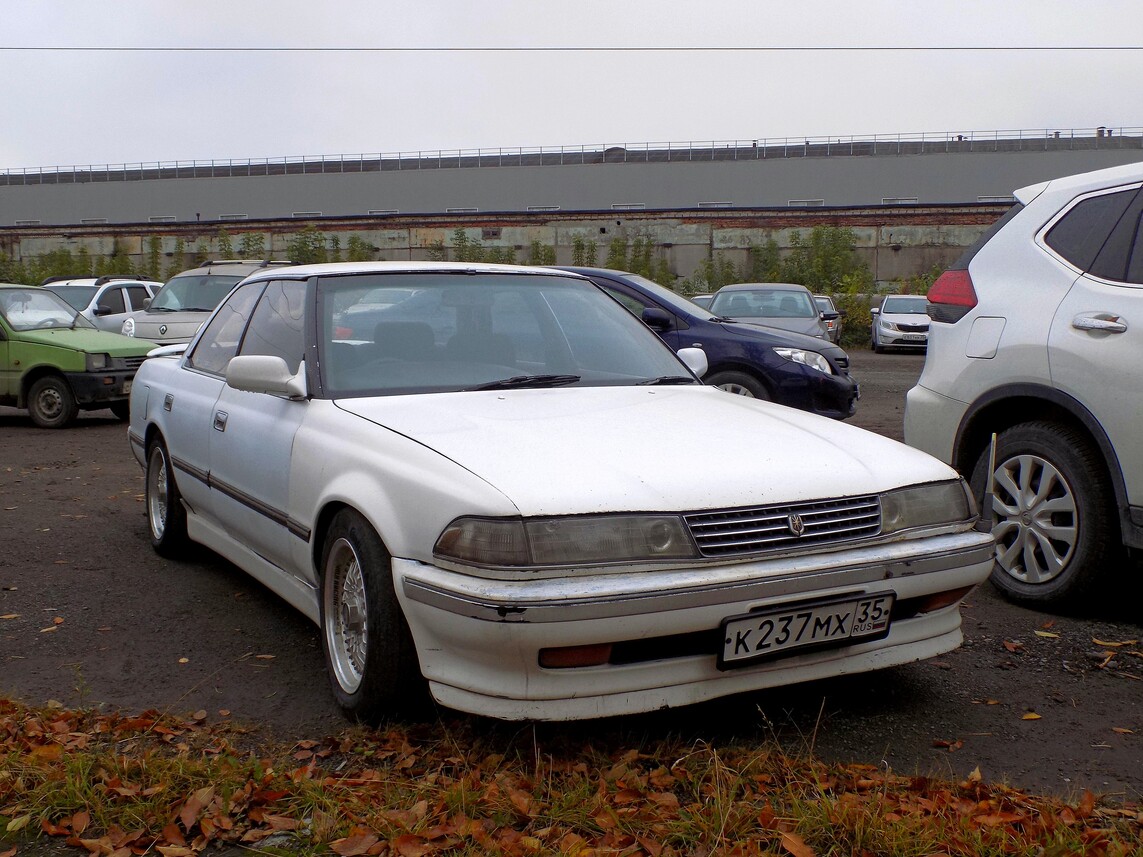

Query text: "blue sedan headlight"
[773, 348, 834, 375]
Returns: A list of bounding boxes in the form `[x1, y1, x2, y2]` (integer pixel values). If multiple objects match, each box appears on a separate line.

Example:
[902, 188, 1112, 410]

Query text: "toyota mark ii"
[128, 262, 993, 721]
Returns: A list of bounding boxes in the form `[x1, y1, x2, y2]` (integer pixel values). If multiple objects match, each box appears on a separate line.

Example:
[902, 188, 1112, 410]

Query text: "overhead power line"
[0, 45, 1141, 53]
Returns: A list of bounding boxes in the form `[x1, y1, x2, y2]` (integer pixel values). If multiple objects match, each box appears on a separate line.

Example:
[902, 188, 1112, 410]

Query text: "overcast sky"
[3, 0, 1141, 169]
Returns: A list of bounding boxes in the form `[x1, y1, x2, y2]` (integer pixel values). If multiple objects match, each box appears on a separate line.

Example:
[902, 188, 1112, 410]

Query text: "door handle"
[1072, 313, 1127, 334]
[213, 410, 228, 432]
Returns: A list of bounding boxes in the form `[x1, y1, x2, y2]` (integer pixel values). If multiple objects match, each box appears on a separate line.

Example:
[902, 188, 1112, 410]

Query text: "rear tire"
[28, 375, 78, 428]
[970, 421, 1118, 608]
[110, 401, 130, 421]
[706, 370, 771, 400]
[146, 437, 189, 557]
[320, 509, 426, 722]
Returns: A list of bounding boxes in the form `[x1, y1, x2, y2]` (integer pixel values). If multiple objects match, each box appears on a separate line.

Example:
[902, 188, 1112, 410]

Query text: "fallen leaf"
[1003, 640, 1025, 653]
[330, 833, 380, 857]
[1034, 630, 1059, 638]
[1, 846, 16, 857]
[1112, 727, 1134, 734]
[178, 658, 189, 664]
[6, 815, 31, 833]
[780, 831, 815, 857]
[255, 654, 276, 660]
[1092, 638, 1137, 647]
[966, 766, 983, 783]
[1, 613, 18, 620]
[1022, 712, 1042, 720]
[40, 625, 59, 633]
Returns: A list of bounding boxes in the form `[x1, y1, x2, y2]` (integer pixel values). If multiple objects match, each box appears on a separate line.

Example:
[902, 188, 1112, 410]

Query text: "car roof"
[716, 282, 810, 292]
[239, 260, 591, 283]
[167, 259, 294, 278]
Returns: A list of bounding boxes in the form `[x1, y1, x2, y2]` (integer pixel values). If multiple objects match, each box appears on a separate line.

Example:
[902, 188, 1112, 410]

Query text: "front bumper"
[63, 370, 136, 405]
[878, 326, 929, 349]
[776, 369, 859, 420]
[394, 528, 994, 720]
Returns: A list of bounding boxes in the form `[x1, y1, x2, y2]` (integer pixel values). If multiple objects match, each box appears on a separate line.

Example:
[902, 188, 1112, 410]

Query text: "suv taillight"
[927, 269, 977, 323]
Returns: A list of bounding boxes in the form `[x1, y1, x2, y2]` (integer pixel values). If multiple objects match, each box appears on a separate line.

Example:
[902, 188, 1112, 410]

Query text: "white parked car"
[906, 160, 1143, 608]
[129, 261, 993, 722]
[42, 275, 160, 333]
[871, 294, 930, 352]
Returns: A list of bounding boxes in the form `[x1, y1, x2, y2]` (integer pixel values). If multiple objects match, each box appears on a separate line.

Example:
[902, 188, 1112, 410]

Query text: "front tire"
[28, 375, 78, 428]
[970, 421, 1118, 608]
[706, 370, 771, 400]
[110, 401, 130, 421]
[146, 437, 189, 557]
[320, 509, 425, 721]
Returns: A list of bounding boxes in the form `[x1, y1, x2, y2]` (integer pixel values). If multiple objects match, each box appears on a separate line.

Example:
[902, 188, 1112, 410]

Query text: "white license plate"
[902, 333, 927, 341]
[719, 593, 893, 669]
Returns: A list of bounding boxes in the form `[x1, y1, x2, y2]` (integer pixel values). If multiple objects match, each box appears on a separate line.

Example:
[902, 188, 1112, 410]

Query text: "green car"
[0, 283, 157, 428]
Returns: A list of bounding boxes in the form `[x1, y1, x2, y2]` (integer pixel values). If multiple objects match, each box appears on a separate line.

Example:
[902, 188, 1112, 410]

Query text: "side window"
[600, 285, 649, 316]
[126, 286, 151, 310]
[1090, 192, 1143, 283]
[238, 280, 307, 373]
[1126, 218, 1143, 284]
[98, 287, 126, 314]
[186, 281, 265, 376]
[1044, 188, 1138, 271]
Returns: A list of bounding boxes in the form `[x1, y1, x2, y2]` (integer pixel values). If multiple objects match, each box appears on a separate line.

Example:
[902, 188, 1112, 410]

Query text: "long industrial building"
[2, 127, 1140, 282]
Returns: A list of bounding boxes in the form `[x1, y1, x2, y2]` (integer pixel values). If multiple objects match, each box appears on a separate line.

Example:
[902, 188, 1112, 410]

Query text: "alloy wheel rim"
[147, 448, 168, 539]
[988, 453, 1078, 585]
[716, 382, 755, 397]
[325, 537, 368, 693]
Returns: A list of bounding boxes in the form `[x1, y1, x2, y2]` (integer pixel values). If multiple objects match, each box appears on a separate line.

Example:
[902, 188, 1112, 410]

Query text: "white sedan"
[128, 262, 993, 722]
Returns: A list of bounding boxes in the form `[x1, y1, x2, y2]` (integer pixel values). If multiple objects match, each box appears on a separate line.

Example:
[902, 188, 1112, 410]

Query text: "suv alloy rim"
[989, 452, 1078, 584]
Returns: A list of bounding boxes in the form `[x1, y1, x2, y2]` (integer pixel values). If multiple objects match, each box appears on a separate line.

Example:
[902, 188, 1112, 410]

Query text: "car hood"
[727, 315, 823, 339]
[15, 327, 156, 356]
[881, 312, 930, 325]
[131, 310, 211, 340]
[335, 386, 954, 516]
[721, 320, 847, 361]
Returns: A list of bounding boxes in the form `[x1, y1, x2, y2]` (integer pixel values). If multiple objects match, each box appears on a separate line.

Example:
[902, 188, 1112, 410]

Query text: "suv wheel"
[970, 421, 1117, 607]
[28, 375, 78, 428]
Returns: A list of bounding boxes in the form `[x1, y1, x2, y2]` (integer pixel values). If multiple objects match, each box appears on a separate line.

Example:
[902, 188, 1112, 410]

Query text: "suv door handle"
[1072, 313, 1127, 333]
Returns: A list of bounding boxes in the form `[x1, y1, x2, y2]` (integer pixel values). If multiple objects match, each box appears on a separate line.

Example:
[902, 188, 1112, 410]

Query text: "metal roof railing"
[2, 126, 1140, 186]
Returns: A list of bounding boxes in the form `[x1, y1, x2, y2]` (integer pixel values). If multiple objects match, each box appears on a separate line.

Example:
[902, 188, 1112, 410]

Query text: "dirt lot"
[1, 350, 1140, 801]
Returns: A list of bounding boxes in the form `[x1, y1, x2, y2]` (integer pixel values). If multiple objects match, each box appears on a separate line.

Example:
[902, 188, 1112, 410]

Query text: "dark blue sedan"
[556, 267, 859, 419]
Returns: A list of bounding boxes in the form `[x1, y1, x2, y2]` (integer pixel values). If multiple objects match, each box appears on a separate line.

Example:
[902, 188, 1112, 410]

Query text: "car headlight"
[880, 479, 976, 534]
[121, 317, 135, 337]
[773, 347, 834, 375]
[435, 515, 699, 568]
[879, 319, 898, 332]
[85, 352, 110, 371]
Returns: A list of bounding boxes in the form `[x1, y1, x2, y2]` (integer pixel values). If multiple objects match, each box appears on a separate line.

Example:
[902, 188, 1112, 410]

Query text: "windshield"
[150, 274, 242, 312]
[881, 295, 930, 314]
[0, 288, 93, 331]
[709, 287, 817, 319]
[44, 285, 97, 310]
[320, 272, 696, 396]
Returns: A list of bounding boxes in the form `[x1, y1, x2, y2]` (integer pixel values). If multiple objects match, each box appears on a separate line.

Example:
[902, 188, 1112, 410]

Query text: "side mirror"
[677, 346, 708, 378]
[870, 307, 881, 316]
[641, 307, 673, 332]
[142, 298, 152, 309]
[226, 355, 307, 399]
[821, 310, 840, 321]
[93, 304, 113, 317]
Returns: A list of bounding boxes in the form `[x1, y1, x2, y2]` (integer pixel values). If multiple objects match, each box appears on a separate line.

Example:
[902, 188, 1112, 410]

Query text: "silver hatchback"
[905, 161, 1143, 608]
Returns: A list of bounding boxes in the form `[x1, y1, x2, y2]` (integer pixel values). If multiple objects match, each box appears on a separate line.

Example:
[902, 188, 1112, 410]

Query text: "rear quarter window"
[1044, 188, 1139, 271]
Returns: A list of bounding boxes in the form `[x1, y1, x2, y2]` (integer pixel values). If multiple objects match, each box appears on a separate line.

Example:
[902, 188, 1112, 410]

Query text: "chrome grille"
[897, 323, 929, 333]
[684, 495, 881, 557]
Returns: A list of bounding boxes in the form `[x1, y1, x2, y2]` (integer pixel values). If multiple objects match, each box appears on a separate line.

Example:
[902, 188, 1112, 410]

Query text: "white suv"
[905, 161, 1143, 608]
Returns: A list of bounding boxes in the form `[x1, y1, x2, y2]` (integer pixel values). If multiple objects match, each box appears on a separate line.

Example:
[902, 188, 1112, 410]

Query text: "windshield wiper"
[469, 374, 581, 391]
[637, 375, 698, 386]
